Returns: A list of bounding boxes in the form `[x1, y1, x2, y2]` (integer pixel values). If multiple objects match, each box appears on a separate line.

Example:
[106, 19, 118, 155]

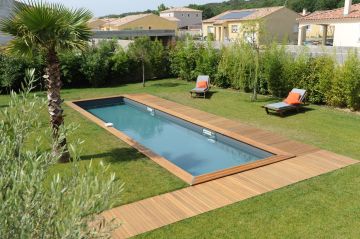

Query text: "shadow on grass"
[0, 104, 9, 109]
[81, 147, 145, 163]
[150, 82, 186, 88]
[266, 106, 315, 117]
[190, 90, 218, 99]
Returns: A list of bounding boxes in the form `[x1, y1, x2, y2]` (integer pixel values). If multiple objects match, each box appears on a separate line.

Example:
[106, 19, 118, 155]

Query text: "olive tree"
[0, 71, 123, 238]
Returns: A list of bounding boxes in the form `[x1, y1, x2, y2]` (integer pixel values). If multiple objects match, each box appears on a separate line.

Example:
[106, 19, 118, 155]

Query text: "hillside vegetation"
[102, 0, 360, 19]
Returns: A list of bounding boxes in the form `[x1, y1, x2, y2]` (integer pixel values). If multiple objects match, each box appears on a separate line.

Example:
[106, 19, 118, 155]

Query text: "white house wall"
[171, 12, 202, 28]
[333, 22, 360, 47]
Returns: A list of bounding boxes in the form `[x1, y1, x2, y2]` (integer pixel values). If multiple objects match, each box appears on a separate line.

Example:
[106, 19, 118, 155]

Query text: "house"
[202, 6, 300, 44]
[88, 18, 115, 30]
[0, 0, 15, 45]
[160, 7, 202, 29]
[298, 0, 360, 47]
[91, 13, 177, 32]
[299, 9, 335, 42]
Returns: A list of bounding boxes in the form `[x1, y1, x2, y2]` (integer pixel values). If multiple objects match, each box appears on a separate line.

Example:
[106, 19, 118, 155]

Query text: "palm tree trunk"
[142, 61, 145, 87]
[45, 48, 70, 163]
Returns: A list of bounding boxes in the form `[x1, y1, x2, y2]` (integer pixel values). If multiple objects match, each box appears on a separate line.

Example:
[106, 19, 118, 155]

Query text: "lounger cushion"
[191, 87, 207, 93]
[284, 92, 301, 105]
[266, 102, 294, 110]
[196, 81, 208, 89]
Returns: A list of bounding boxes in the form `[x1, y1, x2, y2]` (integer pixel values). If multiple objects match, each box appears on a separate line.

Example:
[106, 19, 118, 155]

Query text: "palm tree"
[0, 1, 93, 162]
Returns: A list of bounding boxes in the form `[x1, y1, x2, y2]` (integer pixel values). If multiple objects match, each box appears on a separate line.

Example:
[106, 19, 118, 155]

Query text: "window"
[231, 25, 239, 33]
[196, 14, 199, 17]
[188, 14, 190, 17]
[207, 26, 214, 33]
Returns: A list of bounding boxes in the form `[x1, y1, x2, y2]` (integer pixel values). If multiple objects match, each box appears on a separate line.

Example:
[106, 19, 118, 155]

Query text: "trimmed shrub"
[0, 52, 44, 93]
[262, 43, 291, 97]
[216, 42, 255, 92]
[194, 41, 220, 81]
[298, 55, 335, 104]
[170, 39, 199, 81]
[59, 51, 86, 88]
[342, 50, 360, 110]
[81, 40, 117, 87]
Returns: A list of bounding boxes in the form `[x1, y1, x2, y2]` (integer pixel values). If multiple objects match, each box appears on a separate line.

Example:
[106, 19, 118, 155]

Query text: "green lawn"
[1, 78, 359, 238]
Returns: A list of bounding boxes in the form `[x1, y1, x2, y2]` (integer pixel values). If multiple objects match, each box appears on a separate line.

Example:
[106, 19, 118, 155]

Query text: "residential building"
[0, 0, 14, 45]
[89, 13, 177, 32]
[298, 0, 360, 47]
[202, 6, 300, 44]
[160, 7, 202, 29]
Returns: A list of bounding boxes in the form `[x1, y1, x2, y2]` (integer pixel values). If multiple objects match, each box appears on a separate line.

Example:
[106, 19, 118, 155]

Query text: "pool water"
[86, 99, 273, 176]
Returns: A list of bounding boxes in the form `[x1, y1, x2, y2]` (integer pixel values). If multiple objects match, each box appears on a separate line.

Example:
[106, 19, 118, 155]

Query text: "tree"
[157, 3, 168, 14]
[240, 20, 265, 101]
[0, 2, 93, 162]
[128, 37, 153, 87]
[0, 74, 122, 238]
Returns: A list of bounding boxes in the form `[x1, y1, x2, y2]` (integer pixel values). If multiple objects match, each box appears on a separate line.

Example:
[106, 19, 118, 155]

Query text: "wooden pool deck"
[75, 94, 358, 238]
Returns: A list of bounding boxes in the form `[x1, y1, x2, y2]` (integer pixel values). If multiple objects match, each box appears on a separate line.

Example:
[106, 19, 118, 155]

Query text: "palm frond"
[0, 0, 94, 56]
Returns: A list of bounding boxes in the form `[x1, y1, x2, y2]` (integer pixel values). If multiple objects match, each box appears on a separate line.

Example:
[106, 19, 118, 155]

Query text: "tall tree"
[128, 37, 153, 87]
[157, 3, 168, 13]
[0, 1, 93, 162]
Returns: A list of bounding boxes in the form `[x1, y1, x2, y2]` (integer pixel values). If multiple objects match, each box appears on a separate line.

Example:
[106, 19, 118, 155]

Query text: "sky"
[38, 0, 221, 17]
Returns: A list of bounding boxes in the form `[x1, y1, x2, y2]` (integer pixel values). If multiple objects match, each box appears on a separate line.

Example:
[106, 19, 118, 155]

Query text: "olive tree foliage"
[0, 71, 123, 238]
[240, 20, 265, 101]
[127, 37, 153, 87]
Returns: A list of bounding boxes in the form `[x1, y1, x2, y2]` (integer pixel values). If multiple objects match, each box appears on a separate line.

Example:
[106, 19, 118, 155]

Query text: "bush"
[195, 40, 220, 81]
[216, 41, 255, 92]
[81, 40, 117, 87]
[0, 81, 123, 237]
[110, 46, 131, 84]
[59, 51, 86, 88]
[298, 55, 335, 104]
[262, 43, 291, 97]
[341, 51, 360, 110]
[170, 39, 199, 81]
[0, 52, 44, 93]
[328, 66, 347, 108]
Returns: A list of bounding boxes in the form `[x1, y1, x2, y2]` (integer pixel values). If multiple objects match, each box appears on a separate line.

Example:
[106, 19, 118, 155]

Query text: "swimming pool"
[69, 96, 292, 185]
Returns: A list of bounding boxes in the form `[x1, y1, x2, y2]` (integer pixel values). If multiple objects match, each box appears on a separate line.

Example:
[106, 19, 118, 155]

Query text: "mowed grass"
[1, 78, 359, 237]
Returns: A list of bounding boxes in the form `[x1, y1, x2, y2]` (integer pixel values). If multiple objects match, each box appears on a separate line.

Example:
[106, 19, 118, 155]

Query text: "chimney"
[344, 0, 352, 16]
[302, 9, 308, 16]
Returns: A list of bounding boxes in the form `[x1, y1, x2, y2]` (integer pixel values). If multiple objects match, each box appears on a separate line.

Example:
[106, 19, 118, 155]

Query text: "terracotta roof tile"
[298, 3, 360, 21]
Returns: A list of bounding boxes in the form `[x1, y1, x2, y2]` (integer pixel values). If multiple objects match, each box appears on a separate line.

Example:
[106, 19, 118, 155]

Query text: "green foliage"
[59, 51, 85, 88]
[195, 41, 220, 81]
[0, 51, 44, 93]
[262, 44, 291, 97]
[128, 37, 170, 85]
[170, 39, 199, 81]
[0, 1, 93, 57]
[299, 55, 335, 104]
[341, 51, 360, 110]
[110, 46, 131, 82]
[216, 41, 255, 92]
[81, 40, 117, 87]
[0, 80, 122, 238]
[328, 67, 348, 108]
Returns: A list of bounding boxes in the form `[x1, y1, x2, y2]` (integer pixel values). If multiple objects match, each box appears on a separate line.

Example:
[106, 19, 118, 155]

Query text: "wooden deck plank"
[67, 94, 358, 238]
